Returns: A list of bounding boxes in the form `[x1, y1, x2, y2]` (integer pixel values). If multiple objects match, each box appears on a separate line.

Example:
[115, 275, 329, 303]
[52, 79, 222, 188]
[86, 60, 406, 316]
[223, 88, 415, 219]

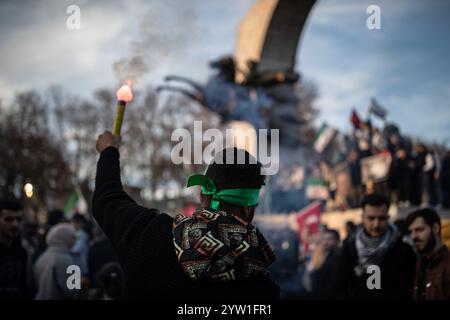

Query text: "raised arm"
[92, 131, 158, 248]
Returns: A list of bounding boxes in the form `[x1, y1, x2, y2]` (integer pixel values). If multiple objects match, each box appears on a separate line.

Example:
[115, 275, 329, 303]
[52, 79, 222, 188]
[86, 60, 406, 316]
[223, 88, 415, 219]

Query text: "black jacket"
[0, 239, 28, 300]
[333, 235, 416, 300]
[307, 251, 339, 299]
[92, 147, 280, 300]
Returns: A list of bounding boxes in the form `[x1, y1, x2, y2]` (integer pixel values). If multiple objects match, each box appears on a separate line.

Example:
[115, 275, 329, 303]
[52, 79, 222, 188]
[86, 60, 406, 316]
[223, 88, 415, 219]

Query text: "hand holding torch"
[113, 80, 133, 136]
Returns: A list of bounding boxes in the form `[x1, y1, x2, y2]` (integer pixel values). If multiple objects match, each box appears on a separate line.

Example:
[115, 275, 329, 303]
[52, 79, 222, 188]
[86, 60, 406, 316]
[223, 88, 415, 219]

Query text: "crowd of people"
[0, 201, 123, 300]
[259, 193, 450, 300]
[1, 130, 449, 300]
[264, 115, 450, 214]
[295, 193, 450, 300]
[2, 189, 448, 300]
[343, 118, 450, 209]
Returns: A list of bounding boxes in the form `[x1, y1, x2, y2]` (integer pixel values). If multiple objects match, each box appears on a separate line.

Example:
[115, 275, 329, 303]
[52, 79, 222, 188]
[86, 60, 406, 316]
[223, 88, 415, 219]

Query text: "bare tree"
[0, 91, 72, 205]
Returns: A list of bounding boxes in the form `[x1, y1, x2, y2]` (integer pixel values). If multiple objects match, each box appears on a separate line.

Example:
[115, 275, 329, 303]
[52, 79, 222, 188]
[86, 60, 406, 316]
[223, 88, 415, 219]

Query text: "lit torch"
[113, 80, 133, 136]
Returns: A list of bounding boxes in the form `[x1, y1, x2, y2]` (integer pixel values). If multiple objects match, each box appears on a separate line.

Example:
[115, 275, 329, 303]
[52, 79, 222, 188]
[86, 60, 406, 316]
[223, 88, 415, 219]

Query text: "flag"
[313, 123, 336, 153]
[296, 201, 321, 256]
[305, 177, 329, 200]
[369, 98, 387, 119]
[64, 189, 88, 217]
[350, 109, 362, 129]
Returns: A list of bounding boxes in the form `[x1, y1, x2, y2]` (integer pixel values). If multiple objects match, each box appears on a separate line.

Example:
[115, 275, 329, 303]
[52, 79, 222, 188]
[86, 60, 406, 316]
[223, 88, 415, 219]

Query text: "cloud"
[0, 1, 128, 102]
[307, 69, 376, 129]
[298, 0, 450, 143]
[383, 84, 450, 143]
[0, 0, 448, 144]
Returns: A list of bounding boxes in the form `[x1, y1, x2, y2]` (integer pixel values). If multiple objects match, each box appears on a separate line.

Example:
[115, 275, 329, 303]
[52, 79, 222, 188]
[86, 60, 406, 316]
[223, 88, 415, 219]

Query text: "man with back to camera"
[92, 131, 280, 299]
[406, 208, 450, 300]
[333, 193, 416, 299]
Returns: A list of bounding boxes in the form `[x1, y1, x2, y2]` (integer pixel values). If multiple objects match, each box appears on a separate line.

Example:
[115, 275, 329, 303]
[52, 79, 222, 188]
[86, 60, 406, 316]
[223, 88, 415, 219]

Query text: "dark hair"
[205, 147, 265, 191]
[71, 213, 88, 225]
[325, 229, 340, 242]
[0, 199, 23, 215]
[406, 208, 441, 233]
[345, 221, 356, 231]
[96, 262, 124, 300]
[361, 193, 390, 212]
[71, 214, 93, 239]
[47, 209, 66, 227]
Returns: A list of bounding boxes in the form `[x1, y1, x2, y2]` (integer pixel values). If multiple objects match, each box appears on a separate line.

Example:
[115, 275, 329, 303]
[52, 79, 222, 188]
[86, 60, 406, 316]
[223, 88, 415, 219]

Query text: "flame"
[116, 80, 133, 102]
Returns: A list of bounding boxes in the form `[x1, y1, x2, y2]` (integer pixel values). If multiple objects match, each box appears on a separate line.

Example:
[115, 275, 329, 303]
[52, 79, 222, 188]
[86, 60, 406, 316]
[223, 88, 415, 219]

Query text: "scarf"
[172, 207, 276, 282]
[354, 224, 400, 277]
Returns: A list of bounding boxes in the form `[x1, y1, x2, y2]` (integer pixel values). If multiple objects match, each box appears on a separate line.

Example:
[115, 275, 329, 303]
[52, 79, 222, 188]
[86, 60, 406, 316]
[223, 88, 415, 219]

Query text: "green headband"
[186, 174, 260, 210]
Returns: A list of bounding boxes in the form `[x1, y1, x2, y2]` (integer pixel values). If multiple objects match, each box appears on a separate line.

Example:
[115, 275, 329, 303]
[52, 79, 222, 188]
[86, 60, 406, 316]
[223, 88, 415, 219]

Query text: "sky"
[1, 0, 449, 145]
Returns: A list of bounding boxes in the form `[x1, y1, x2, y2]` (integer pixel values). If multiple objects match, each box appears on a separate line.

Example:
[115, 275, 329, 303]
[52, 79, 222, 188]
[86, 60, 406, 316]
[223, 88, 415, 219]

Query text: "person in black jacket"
[388, 148, 413, 207]
[92, 131, 280, 300]
[0, 200, 29, 300]
[410, 143, 427, 206]
[333, 193, 416, 299]
[302, 229, 340, 299]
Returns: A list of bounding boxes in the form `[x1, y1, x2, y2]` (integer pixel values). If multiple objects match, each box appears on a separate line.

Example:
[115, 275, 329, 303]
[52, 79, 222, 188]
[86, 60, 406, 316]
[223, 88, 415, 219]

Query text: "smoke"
[113, 56, 149, 84]
[112, 0, 201, 84]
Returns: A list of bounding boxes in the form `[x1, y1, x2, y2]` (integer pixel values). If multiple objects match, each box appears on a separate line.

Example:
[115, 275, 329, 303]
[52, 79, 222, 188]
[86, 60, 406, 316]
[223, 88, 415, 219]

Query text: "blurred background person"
[423, 149, 439, 207]
[89, 262, 124, 300]
[394, 219, 416, 250]
[0, 200, 29, 300]
[47, 209, 67, 228]
[347, 149, 362, 208]
[343, 221, 357, 247]
[407, 208, 450, 300]
[88, 226, 118, 289]
[70, 214, 92, 299]
[301, 228, 340, 299]
[440, 150, 450, 209]
[33, 223, 79, 300]
[388, 148, 412, 208]
[32, 209, 68, 265]
[410, 143, 427, 206]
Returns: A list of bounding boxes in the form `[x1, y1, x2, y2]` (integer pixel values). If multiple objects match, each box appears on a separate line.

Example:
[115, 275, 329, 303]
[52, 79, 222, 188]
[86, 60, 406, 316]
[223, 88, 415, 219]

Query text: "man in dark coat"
[407, 208, 450, 300]
[302, 229, 340, 299]
[0, 200, 29, 300]
[333, 193, 416, 299]
[410, 143, 427, 205]
[92, 131, 280, 300]
[388, 148, 413, 206]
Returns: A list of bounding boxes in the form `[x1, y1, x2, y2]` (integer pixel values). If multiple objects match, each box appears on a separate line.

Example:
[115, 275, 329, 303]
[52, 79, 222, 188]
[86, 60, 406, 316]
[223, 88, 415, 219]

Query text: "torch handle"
[112, 101, 127, 136]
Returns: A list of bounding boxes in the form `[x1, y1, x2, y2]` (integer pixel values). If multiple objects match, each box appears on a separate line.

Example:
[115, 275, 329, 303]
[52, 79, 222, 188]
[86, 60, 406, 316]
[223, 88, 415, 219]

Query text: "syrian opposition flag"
[313, 123, 337, 154]
[296, 201, 322, 256]
[369, 98, 387, 120]
[64, 188, 88, 217]
[305, 177, 330, 200]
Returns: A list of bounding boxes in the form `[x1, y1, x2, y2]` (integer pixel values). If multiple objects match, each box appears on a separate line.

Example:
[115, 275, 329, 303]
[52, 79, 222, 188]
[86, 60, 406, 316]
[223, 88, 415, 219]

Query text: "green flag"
[64, 189, 87, 217]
